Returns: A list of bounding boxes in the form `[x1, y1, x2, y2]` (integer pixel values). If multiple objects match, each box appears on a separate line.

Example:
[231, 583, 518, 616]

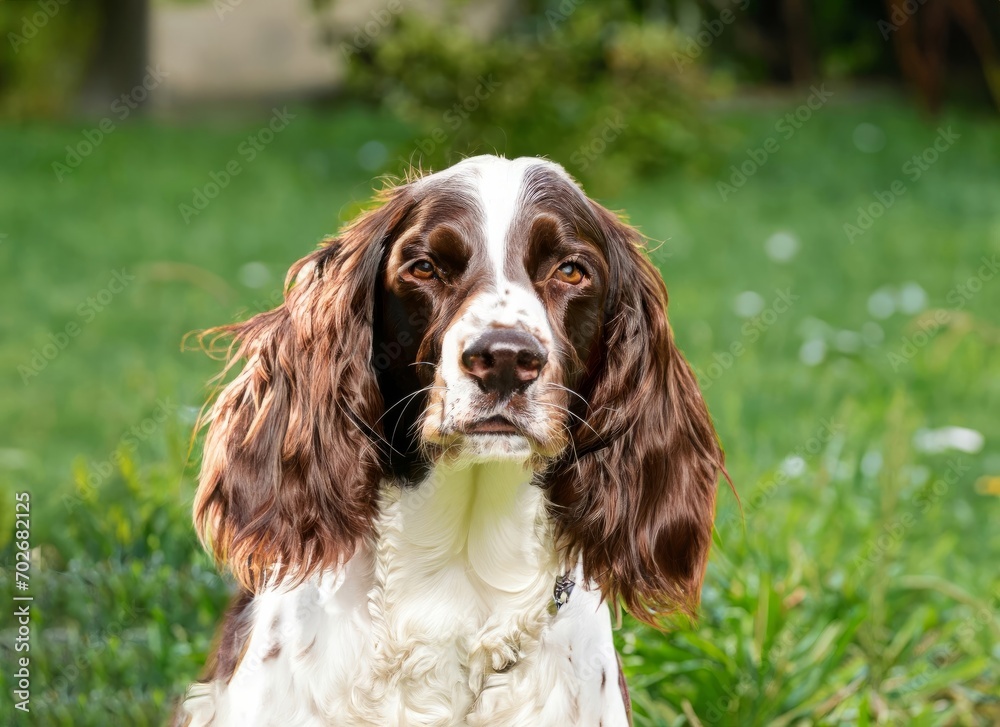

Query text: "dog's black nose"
[461, 329, 548, 396]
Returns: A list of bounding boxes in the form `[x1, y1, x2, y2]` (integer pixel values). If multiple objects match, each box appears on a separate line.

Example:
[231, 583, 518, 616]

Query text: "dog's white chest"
[180, 463, 630, 727]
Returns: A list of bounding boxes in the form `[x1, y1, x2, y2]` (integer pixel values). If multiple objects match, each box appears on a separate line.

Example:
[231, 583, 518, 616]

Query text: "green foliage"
[331, 0, 719, 191]
[623, 396, 1000, 725]
[1, 101, 999, 724]
[0, 450, 229, 725]
[0, 1, 99, 118]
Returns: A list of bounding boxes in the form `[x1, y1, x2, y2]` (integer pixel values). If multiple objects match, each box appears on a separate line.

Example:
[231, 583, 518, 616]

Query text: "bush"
[0, 1, 99, 118]
[0, 449, 230, 725]
[326, 0, 721, 191]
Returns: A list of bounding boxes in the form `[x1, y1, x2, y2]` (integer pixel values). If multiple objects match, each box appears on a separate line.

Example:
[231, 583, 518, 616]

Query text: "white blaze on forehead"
[416, 155, 576, 292]
[469, 157, 533, 284]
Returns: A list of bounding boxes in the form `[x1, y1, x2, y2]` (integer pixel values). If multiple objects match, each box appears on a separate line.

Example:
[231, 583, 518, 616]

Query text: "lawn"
[1, 95, 998, 725]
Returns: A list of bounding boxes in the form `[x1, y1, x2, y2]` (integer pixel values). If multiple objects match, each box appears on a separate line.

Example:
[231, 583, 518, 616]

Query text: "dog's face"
[196, 155, 725, 623]
[374, 157, 609, 468]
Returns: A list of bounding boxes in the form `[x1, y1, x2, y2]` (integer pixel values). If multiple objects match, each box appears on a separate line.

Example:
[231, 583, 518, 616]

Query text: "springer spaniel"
[177, 155, 725, 727]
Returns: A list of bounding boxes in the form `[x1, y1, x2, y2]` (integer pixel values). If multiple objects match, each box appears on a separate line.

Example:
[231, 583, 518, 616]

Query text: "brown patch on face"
[374, 180, 494, 478]
[492, 166, 612, 454]
[517, 167, 611, 372]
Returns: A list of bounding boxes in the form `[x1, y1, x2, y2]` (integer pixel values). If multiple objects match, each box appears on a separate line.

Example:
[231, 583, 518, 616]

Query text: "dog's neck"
[381, 459, 554, 592]
[372, 458, 560, 646]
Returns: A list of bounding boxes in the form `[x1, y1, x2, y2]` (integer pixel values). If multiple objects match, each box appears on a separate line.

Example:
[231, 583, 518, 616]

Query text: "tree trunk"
[79, 0, 150, 111]
[781, 0, 814, 84]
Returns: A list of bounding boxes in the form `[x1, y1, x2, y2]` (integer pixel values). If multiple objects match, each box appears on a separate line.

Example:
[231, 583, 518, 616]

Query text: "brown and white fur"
[176, 155, 725, 727]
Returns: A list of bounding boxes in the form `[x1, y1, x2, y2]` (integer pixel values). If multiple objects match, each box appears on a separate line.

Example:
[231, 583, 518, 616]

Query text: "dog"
[176, 155, 725, 726]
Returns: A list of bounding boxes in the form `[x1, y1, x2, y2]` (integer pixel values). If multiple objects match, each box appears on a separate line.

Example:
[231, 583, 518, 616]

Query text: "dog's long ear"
[546, 202, 726, 625]
[195, 187, 415, 592]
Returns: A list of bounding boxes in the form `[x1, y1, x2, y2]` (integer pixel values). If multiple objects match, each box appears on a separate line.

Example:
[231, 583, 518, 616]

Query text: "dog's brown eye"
[410, 259, 437, 281]
[554, 261, 585, 285]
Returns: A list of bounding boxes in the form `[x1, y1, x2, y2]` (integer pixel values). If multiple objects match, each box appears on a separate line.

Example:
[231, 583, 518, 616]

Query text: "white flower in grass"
[779, 455, 806, 477]
[852, 123, 887, 154]
[861, 451, 883, 477]
[834, 330, 862, 353]
[765, 231, 799, 262]
[799, 338, 826, 366]
[357, 140, 388, 171]
[238, 262, 271, 289]
[733, 290, 765, 318]
[913, 426, 985, 454]
[897, 282, 928, 314]
[867, 287, 896, 319]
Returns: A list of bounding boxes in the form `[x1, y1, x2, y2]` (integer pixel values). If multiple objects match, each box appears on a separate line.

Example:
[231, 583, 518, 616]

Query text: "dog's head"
[196, 156, 725, 622]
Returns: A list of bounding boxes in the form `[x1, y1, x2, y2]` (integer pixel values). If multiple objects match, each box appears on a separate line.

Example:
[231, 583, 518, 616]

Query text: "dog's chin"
[451, 433, 534, 463]
[420, 427, 535, 465]
[422, 422, 566, 466]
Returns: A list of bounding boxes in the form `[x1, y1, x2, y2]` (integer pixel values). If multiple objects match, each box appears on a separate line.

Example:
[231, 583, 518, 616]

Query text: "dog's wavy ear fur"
[546, 201, 727, 626]
[194, 188, 414, 592]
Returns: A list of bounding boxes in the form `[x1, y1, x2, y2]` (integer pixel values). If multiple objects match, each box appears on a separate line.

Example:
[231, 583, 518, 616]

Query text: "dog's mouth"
[461, 415, 520, 436]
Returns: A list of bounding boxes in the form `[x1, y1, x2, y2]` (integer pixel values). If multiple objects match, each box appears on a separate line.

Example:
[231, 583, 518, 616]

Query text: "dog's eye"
[553, 261, 586, 285]
[410, 259, 438, 281]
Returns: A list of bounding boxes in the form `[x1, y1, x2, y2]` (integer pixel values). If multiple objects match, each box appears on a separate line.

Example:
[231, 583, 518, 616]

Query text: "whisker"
[535, 400, 604, 443]
[385, 389, 441, 447]
[342, 401, 405, 458]
[374, 385, 445, 425]
[387, 386, 447, 450]
[540, 382, 591, 412]
[544, 413, 581, 463]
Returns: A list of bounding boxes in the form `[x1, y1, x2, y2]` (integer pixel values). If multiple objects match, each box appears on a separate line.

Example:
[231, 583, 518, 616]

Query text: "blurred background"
[1, 0, 999, 724]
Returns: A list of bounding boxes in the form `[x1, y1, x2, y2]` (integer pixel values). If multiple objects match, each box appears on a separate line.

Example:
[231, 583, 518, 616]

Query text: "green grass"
[1, 96, 998, 725]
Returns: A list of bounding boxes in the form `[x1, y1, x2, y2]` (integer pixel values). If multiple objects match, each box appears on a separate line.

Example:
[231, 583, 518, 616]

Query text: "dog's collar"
[553, 572, 576, 610]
